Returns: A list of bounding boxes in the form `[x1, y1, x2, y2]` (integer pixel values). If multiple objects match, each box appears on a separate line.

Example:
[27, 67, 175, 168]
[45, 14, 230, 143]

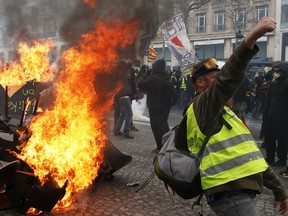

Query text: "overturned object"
[0, 149, 67, 214]
[96, 140, 132, 180]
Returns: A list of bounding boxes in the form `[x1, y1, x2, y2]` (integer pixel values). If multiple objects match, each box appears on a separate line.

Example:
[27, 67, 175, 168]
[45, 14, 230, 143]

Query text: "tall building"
[276, 0, 288, 61]
[149, 0, 285, 68]
[0, 0, 80, 64]
[0, 0, 286, 67]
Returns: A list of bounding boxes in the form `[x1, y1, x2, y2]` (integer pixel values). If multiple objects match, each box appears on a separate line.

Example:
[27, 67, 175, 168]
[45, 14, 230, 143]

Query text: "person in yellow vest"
[188, 17, 288, 215]
[179, 73, 187, 108]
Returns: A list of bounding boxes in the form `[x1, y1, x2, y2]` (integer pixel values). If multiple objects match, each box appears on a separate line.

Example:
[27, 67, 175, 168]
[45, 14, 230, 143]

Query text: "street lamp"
[235, 30, 244, 46]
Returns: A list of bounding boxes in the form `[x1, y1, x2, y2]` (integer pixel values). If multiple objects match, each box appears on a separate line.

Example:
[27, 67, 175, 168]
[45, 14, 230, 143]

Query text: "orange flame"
[0, 40, 56, 87]
[18, 18, 140, 210]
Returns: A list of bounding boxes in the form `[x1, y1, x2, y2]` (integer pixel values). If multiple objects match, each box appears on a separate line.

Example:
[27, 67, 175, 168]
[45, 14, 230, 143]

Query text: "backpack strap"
[196, 116, 220, 164]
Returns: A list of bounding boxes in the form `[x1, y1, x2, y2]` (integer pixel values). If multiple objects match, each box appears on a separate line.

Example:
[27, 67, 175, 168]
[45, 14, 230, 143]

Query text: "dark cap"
[192, 57, 220, 83]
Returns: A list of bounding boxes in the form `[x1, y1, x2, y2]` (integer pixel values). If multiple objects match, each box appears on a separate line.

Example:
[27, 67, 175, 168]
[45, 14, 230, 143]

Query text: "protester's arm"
[193, 17, 277, 134]
[263, 167, 288, 215]
[245, 17, 276, 49]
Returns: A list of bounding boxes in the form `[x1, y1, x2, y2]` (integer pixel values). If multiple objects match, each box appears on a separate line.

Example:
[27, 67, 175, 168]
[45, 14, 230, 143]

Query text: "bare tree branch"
[216, 0, 255, 32]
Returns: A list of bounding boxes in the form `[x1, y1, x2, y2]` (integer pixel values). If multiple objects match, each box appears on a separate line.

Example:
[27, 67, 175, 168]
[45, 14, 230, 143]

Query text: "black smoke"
[59, 0, 161, 58]
[0, 0, 190, 59]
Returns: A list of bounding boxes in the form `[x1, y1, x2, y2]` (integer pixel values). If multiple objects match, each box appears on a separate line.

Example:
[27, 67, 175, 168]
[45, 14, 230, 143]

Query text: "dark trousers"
[208, 190, 257, 216]
[265, 116, 288, 163]
[149, 108, 170, 150]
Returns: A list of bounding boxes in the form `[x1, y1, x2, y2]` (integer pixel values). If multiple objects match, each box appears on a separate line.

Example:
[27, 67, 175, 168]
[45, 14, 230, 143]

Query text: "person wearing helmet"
[186, 17, 288, 215]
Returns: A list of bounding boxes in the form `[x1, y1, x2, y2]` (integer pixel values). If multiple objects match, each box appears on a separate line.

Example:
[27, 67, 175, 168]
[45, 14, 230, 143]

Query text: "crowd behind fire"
[113, 58, 288, 168]
[112, 20, 288, 213]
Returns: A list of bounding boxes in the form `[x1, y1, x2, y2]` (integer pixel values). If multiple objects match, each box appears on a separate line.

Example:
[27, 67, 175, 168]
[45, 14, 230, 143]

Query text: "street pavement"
[1, 109, 288, 216]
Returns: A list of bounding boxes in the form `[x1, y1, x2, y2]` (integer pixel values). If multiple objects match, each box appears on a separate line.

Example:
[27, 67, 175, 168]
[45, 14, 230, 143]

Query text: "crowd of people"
[112, 57, 197, 152]
[112, 17, 288, 215]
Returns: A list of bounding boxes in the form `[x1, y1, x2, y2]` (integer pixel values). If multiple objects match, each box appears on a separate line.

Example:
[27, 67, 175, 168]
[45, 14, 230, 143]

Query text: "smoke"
[0, 0, 190, 58]
[60, 0, 161, 59]
[1, 0, 31, 42]
[132, 96, 150, 122]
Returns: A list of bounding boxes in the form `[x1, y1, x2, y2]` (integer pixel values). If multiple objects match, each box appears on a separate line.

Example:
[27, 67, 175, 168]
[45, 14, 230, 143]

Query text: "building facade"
[0, 0, 286, 69]
[0, 0, 79, 64]
[149, 0, 288, 69]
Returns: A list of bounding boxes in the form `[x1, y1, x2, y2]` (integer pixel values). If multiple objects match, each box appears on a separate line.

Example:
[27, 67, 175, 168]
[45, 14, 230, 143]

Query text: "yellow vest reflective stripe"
[203, 151, 264, 176]
[171, 76, 177, 88]
[186, 105, 268, 190]
[180, 77, 186, 90]
[203, 133, 254, 157]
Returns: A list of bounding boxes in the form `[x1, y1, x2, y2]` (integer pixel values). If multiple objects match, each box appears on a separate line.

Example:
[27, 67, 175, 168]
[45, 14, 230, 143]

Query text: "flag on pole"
[158, 13, 199, 74]
[148, 43, 158, 62]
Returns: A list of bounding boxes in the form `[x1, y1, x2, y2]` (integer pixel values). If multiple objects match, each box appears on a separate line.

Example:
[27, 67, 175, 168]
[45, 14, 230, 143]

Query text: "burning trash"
[0, 1, 139, 214]
[17, 18, 140, 210]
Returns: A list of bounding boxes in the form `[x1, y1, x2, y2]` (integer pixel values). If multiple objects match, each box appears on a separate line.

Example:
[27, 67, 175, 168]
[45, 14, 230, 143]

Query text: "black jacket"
[138, 73, 170, 109]
[264, 63, 288, 119]
[138, 59, 172, 109]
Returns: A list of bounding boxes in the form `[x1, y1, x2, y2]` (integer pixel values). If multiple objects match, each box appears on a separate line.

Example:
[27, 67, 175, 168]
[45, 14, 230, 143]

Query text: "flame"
[18, 18, 140, 210]
[83, 0, 97, 8]
[0, 40, 56, 87]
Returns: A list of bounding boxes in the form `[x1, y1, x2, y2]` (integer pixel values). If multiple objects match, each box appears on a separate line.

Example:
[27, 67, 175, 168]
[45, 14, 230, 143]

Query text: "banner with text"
[158, 13, 198, 75]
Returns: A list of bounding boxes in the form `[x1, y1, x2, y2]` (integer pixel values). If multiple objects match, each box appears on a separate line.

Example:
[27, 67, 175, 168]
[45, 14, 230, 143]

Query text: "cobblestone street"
[1, 110, 288, 216]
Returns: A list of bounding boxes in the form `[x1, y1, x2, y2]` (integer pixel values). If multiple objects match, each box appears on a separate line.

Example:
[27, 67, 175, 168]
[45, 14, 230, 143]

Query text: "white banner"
[158, 13, 198, 72]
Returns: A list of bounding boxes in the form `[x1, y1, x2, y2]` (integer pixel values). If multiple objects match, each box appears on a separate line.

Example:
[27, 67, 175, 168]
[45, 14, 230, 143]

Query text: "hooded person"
[263, 62, 288, 169]
[271, 62, 288, 81]
[137, 59, 173, 152]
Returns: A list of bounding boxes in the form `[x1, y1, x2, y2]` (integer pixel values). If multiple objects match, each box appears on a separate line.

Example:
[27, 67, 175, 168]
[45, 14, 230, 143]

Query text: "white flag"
[158, 13, 198, 73]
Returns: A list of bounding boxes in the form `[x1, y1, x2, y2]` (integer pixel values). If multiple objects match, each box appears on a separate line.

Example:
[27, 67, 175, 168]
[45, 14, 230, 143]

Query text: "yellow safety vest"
[186, 105, 268, 190]
[180, 77, 186, 90]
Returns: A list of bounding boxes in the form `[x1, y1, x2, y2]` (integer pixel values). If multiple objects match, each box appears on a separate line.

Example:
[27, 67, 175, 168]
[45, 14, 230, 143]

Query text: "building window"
[196, 13, 206, 33]
[195, 44, 224, 60]
[256, 5, 268, 21]
[214, 11, 225, 31]
[282, 33, 288, 61]
[235, 10, 246, 30]
[155, 48, 171, 62]
[255, 41, 267, 58]
[281, 5, 288, 24]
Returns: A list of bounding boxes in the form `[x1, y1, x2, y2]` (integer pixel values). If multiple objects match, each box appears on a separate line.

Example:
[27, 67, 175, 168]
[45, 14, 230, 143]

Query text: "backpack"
[153, 116, 202, 199]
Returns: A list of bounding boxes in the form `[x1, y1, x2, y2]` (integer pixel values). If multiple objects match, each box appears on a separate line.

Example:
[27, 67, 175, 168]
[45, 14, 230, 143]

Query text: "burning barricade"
[0, 9, 139, 214]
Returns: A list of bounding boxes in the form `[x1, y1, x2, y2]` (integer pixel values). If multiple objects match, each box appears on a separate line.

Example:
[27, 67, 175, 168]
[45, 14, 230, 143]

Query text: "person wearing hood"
[263, 62, 288, 170]
[137, 59, 173, 152]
